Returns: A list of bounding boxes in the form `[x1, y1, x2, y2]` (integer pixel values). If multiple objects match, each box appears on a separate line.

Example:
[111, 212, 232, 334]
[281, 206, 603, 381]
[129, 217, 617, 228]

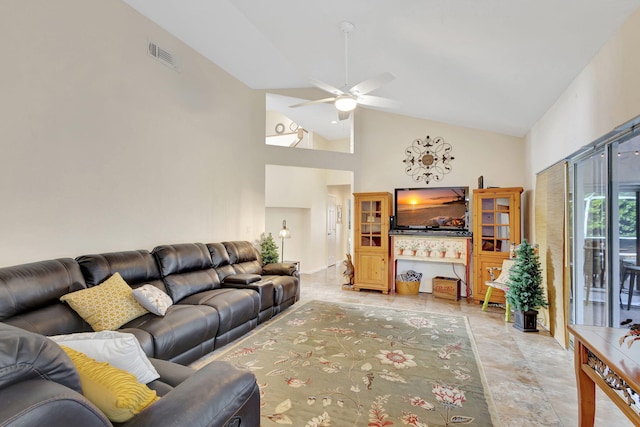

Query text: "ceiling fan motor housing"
[335, 95, 357, 112]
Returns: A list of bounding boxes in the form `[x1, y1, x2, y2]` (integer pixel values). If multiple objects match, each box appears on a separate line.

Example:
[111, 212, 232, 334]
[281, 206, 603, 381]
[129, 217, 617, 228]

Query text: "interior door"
[327, 195, 337, 266]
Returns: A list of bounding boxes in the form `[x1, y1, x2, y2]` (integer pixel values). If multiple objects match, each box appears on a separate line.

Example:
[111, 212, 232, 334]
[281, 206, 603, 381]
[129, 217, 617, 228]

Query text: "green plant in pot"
[259, 232, 280, 265]
[505, 239, 548, 332]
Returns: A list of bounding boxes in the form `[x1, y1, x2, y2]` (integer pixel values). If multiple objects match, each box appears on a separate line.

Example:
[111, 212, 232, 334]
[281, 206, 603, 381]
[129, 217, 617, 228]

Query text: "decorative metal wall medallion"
[403, 135, 455, 183]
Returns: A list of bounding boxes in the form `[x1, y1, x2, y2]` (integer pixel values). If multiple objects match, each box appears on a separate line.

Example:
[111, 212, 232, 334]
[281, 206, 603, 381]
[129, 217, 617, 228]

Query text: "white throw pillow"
[132, 284, 173, 316]
[49, 331, 159, 384]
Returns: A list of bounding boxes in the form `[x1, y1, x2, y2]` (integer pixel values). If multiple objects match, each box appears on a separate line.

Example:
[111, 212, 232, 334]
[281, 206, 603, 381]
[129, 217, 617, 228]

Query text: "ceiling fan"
[290, 21, 399, 120]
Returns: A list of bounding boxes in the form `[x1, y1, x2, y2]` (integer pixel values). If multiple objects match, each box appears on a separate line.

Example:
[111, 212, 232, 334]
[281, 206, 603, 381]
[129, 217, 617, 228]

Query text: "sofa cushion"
[76, 250, 163, 289]
[60, 345, 159, 423]
[265, 275, 299, 306]
[152, 243, 213, 277]
[263, 262, 298, 276]
[206, 242, 237, 281]
[179, 288, 259, 347]
[123, 304, 219, 363]
[223, 241, 263, 275]
[5, 303, 92, 336]
[60, 272, 149, 331]
[153, 243, 221, 302]
[207, 242, 231, 268]
[133, 285, 173, 316]
[0, 258, 86, 321]
[49, 331, 159, 384]
[162, 270, 219, 303]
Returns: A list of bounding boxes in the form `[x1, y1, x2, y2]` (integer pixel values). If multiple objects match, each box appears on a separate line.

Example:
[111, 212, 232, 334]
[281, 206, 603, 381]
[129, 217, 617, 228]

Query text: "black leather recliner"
[152, 243, 261, 349]
[0, 323, 260, 427]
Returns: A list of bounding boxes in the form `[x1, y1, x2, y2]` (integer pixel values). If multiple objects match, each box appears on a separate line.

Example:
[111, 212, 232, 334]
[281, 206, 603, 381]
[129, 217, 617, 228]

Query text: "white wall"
[355, 109, 525, 195]
[0, 0, 529, 274]
[0, 0, 264, 265]
[524, 7, 640, 237]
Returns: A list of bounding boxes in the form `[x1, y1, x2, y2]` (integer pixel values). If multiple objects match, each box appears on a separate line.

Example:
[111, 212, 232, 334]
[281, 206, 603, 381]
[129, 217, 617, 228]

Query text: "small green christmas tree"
[259, 232, 279, 265]
[505, 239, 549, 312]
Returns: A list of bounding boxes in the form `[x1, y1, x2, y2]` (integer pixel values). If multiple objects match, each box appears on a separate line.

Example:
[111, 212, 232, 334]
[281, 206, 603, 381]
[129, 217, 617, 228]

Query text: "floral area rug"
[192, 300, 498, 426]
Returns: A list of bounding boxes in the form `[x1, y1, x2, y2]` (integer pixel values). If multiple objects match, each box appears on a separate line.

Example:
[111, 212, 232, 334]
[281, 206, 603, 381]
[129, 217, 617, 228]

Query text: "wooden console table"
[567, 324, 640, 426]
[390, 234, 471, 301]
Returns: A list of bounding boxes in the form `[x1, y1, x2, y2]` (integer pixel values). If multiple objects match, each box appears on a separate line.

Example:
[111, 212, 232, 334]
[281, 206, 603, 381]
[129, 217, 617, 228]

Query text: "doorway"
[570, 127, 640, 327]
[265, 165, 353, 273]
[327, 195, 337, 267]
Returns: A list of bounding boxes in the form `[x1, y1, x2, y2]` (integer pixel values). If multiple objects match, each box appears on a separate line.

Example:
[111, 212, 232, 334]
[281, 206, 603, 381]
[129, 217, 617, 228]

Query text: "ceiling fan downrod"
[340, 21, 355, 89]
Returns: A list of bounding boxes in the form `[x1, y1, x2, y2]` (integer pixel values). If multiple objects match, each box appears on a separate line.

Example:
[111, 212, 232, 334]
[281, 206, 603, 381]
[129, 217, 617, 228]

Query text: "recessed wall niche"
[265, 93, 353, 153]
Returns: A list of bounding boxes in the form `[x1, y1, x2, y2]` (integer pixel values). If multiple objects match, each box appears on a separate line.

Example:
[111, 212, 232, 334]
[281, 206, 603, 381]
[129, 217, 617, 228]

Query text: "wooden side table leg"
[574, 340, 596, 427]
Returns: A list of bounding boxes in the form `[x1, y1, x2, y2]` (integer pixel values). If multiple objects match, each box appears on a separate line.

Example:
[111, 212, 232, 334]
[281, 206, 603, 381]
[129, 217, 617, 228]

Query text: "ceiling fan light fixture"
[335, 95, 357, 112]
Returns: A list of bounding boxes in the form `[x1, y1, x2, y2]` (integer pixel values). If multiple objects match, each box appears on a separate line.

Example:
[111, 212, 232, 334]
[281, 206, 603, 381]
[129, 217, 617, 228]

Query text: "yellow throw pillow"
[60, 272, 149, 331]
[60, 345, 159, 422]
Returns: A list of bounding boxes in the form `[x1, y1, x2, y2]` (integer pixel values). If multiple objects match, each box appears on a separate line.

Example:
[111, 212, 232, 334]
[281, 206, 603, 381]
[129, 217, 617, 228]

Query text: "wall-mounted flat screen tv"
[394, 186, 469, 230]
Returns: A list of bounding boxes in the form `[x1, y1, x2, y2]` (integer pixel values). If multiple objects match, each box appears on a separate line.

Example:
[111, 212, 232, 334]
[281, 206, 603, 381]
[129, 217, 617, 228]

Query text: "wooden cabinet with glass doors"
[472, 187, 523, 304]
[353, 192, 392, 294]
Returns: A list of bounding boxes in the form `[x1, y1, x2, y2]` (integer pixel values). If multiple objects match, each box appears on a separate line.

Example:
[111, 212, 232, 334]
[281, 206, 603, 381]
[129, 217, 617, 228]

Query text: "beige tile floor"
[299, 265, 634, 427]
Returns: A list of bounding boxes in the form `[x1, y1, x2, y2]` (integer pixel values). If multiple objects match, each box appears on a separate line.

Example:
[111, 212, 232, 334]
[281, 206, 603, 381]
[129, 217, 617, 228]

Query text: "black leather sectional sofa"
[0, 240, 300, 427]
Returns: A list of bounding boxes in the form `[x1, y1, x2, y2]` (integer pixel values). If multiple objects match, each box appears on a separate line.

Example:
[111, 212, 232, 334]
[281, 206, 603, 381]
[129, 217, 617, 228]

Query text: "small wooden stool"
[481, 259, 516, 322]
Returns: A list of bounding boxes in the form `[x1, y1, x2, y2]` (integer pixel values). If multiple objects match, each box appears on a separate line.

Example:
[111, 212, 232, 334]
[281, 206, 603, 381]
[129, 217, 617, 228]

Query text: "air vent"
[148, 41, 179, 71]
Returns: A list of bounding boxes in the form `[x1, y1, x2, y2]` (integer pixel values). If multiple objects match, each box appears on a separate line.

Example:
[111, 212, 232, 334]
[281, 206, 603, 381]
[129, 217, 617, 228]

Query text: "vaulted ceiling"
[122, 0, 640, 137]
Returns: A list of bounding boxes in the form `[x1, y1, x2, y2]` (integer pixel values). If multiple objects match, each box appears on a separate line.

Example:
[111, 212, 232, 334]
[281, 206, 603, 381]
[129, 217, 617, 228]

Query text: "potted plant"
[438, 246, 447, 258]
[409, 242, 419, 256]
[453, 247, 463, 259]
[397, 240, 406, 255]
[505, 239, 548, 332]
[424, 244, 432, 257]
[259, 232, 280, 265]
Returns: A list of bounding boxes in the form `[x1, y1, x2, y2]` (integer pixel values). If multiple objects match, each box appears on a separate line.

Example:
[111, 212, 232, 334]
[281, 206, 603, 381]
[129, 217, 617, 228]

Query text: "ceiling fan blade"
[338, 110, 351, 121]
[357, 94, 401, 109]
[349, 72, 395, 96]
[289, 97, 336, 108]
[309, 78, 345, 96]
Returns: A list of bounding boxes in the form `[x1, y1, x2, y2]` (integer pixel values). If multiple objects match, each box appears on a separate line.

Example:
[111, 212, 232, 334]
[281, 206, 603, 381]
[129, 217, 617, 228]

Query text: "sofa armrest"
[148, 358, 194, 388]
[122, 361, 260, 427]
[262, 262, 297, 276]
[223, 273, 261, 284]
[146, 357, 196, 396]
[221, 280, 274, 312]
[0, 379, 111, 427]
[0, 323, 81, 393]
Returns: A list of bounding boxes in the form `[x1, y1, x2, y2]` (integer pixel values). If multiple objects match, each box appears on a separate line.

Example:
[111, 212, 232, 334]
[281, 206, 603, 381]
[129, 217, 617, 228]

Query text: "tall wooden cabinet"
[472, 187, 523, 304]
[353, 192, 392, 294]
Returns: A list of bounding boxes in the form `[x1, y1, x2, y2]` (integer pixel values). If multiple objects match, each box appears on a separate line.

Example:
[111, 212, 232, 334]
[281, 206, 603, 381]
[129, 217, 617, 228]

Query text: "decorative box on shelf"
[433, 276, 460, 301]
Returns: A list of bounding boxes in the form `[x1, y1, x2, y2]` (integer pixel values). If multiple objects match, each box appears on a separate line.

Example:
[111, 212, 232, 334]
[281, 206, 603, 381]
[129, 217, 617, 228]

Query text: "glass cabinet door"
[359, 199, 383, 247]
[480, 196, 511, 254]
